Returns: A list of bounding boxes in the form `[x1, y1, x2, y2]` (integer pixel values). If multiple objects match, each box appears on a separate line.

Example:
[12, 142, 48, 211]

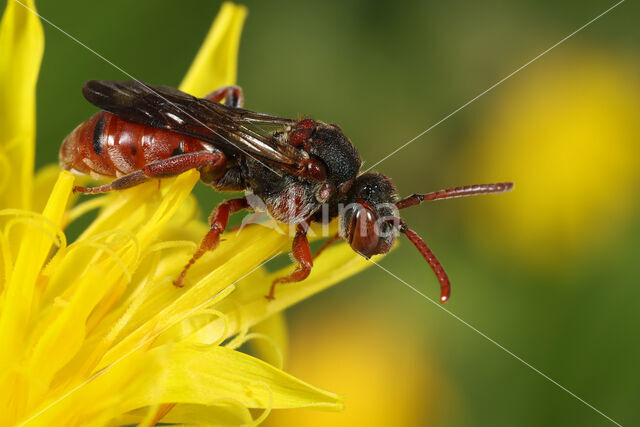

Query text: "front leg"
[174, 197, 250, 287]
[267, 221, 312, 300]
[312, 232, 340, 260]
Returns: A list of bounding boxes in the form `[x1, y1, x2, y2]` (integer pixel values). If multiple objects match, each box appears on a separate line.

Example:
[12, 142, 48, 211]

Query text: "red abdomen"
[60, 111, 211, 177]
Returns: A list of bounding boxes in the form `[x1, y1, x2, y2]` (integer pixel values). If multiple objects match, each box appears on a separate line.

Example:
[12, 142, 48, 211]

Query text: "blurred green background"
[24, 0, 640, 425]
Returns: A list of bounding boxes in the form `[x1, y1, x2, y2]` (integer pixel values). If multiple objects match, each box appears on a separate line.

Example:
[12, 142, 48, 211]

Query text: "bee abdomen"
[60, 111, 210, 178]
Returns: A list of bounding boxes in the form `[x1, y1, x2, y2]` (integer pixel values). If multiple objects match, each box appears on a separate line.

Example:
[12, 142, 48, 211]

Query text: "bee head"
[339, 172, 400, 258]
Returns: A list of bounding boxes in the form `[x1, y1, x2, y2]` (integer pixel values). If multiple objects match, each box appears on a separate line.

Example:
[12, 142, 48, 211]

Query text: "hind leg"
[74, 151, 226, 194]
[204, 85, 244, 108]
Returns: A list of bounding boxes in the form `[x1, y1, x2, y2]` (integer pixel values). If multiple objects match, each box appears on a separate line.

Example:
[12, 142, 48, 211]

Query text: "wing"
[82, 79, 307, 175]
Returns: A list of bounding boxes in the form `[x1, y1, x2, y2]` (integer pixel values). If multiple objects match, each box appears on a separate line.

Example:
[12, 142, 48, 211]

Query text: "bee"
[60, 80, 513, 301]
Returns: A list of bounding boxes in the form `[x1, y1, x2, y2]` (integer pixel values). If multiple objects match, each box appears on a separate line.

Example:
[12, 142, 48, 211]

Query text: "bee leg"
[174, 197, 250, 287]
[203, 85, 244, 108]
[74, 151, 226, 194]
[74, 171, 149, 194]
[267, 222, 312, 300]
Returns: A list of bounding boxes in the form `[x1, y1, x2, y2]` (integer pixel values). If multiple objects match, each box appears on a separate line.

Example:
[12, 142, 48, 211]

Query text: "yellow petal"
[116, 344, 344, 411]
[0, 172, 73, 366]
[186, 240, 380, 345]
[116, 403, 253, 426]
[249, 312, 289, 368]
[33, 165, 91, 219]
[96, 223, 289, 371]
[23, 343, 342, 425]
[0, 171, 73, 423]
[242, 240, 376, 313]
[32, 165, 65, 213]
[0, 0, 44, 209]
[41, 172, 201, 380]
[179, 2, 248, 96]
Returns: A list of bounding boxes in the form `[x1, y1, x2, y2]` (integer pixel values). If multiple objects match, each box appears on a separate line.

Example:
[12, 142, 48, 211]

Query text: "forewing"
[82, 80, 304, 170]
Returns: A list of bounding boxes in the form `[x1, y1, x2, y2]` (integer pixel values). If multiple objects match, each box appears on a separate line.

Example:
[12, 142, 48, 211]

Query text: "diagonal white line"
[366, 258, 623, 426]
[364, 0, 625, 172]
[12, 0, 287, 178]
[18, 252, 281, 426]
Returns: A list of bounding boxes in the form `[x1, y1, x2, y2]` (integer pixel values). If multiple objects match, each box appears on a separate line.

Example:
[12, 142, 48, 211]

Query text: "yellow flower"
[460, 52, 640, 267]
[0, 2, 382, 425]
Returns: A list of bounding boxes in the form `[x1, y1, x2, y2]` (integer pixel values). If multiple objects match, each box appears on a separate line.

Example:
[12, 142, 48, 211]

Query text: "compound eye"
[348, 205, 379, 257]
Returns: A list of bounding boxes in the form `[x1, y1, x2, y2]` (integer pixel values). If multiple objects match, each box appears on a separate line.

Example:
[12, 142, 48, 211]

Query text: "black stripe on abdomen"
[171, 140, 185, 156]
[93, 113, 105, 155]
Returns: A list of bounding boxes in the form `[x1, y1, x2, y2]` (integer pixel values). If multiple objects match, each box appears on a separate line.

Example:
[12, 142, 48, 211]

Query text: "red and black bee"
[60, 80, 513, 302]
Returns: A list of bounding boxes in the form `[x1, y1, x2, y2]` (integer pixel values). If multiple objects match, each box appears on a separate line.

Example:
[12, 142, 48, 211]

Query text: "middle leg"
[174, 197, 250, 287]
[312, 232, 340, 261]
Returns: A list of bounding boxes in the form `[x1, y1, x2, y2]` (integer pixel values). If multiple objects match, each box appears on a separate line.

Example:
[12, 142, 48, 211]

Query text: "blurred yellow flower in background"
[461, 52, 640, 267]
[264, 306, 456, 427]
[0, 1, 381, 425]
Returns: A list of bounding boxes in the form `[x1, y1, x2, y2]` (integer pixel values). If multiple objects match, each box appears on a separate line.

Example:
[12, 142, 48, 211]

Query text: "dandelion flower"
[0, 1, 382, 425]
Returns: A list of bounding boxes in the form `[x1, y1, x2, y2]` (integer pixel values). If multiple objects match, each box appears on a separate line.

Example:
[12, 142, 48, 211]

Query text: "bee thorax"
[265, 182, 319, 223]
